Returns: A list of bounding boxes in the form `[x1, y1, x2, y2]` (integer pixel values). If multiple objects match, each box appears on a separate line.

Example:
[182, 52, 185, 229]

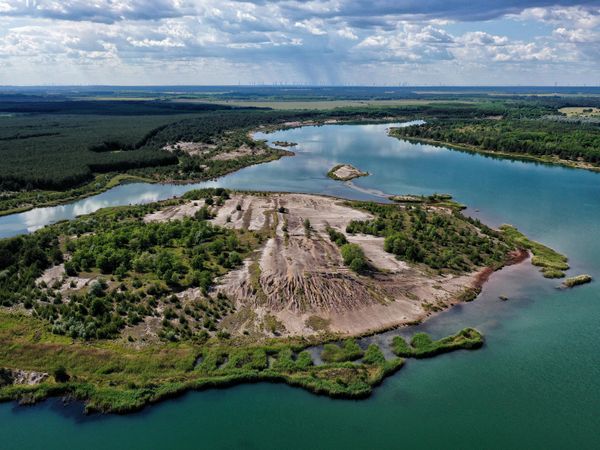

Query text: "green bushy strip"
[326, 226, 348, 246]
[563, 274, 592, 288]
[391, 118, 600, 165]
[392, 328, 484, 358]
[500, 225, 568, 278]
[362, 344, 386, 365]
[321, 339, 364, 363]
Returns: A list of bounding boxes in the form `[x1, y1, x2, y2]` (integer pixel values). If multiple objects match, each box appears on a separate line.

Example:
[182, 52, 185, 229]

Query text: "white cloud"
[0, 1, 598, 84]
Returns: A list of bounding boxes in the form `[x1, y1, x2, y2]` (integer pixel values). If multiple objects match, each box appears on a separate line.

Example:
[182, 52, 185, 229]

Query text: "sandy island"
[328, 164, 369, 181]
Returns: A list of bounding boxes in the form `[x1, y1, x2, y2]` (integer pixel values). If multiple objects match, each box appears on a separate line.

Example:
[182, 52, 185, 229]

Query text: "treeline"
[0, 100, 239, 115]
[0, 99, 569, 192]
[0, 114, 186, 190]
[393, 119, 600, 164]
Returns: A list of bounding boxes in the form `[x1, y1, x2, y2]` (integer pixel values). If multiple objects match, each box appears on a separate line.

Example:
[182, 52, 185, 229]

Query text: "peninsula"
[0, 188, 565, 413]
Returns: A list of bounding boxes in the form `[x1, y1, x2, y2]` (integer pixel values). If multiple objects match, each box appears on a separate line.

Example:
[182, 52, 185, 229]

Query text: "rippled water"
[1, 123, 599, 449]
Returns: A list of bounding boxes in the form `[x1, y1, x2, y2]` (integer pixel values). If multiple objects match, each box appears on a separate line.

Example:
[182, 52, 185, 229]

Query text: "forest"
[1, 94, 599, 216]
[392, 118, 600, 164]
[0, 97, 559, 193]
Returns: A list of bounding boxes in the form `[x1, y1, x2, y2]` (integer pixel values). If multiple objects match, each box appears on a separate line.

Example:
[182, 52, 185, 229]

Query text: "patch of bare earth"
[330, 164, 368, 181]
[36, 263, 97, 296]
[205, 193, 486, 338]
[143, 200, 205, 223]
[211, 145, 265, 161]
[162, 141, 216, 157]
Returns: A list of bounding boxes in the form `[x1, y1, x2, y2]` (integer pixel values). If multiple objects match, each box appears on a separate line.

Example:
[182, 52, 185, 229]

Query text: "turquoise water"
[1, 123, 600, 449]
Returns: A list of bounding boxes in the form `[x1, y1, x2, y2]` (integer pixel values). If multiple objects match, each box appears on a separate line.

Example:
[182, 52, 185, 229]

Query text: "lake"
[1, 123, 599, 449]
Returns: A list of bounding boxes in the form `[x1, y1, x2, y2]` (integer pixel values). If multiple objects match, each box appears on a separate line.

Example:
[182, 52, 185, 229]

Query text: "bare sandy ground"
[330, 164, 368, 181]
[143, 200, 205, 223]
[162, 141, 216, 157]
[208, 193, 484, 337]
[36, 263, 99, 296]
[40, 192, 499, 340]
[211, 145, 266, 161]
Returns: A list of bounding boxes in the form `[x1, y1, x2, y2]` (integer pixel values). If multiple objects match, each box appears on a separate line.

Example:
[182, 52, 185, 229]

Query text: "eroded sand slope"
[152, 193, 481, 337]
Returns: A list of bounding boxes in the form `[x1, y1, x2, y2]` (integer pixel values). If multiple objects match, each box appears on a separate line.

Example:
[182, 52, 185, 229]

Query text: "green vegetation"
[391, 328, 484, 358]
[500, 225, 569, 278]
[392, 118, 600, 166]
[321, 339, 364, 363]
[326, 226, 348, 246]
[0, 311, 404, 413]
[345, 201, 513, 273]
[340, 244, 368, 273]
[0, 189, 257, 341]
[0, 114, 185, 191]
[325, 226, 367, 273]
[390, 193, 465, 210]
[563, 274, 592, 288]
[4, 93, 598, 214]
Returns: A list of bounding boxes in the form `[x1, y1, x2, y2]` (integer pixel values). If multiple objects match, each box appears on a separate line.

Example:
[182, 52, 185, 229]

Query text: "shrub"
[53, 366, 70, 383]
[340, 243, 367, 273]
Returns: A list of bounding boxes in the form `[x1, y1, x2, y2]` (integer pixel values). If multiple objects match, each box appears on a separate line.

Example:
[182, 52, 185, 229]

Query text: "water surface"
[1, 123, 599, 449]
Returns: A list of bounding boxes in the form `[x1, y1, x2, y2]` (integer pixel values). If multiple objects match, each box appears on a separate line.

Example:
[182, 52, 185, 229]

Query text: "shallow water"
[1, 123, 600, 449]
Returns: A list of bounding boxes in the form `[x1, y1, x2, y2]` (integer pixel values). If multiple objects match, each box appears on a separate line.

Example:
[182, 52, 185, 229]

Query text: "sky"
[0, 0, 599, 86]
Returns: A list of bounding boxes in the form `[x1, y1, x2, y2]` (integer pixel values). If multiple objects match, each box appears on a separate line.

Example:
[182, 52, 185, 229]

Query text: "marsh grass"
[392, 328, 484, 358]
[500, 225, 569, 278]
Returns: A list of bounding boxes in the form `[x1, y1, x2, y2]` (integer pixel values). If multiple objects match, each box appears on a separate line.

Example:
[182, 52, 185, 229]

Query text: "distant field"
[559, 107, 600, 117]
[71, 96, 161, 101]
[415, 90, 600, 98]
[172, 99, 471, 110]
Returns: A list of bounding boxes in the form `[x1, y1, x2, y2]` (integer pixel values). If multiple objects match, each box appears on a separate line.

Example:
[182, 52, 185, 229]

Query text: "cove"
[1, 123, 600, 449]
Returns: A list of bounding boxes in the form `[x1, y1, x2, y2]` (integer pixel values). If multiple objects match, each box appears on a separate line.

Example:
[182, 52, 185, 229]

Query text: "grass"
[391, 328, 484, 358]
[500, 225, 569, 278]
[0, 310, 404, 413]
[563, 274, 592, 288]
[321, 339, 364, 363]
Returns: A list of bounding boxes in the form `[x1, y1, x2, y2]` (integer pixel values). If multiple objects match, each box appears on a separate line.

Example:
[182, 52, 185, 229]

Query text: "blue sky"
[0, 1, 599, 85]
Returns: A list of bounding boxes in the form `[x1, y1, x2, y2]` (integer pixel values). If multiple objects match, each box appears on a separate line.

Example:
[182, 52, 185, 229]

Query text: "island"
[272, 140, 298, 147]
[327, 164, 369, 181]
[563, 274, 592, 288]
[0, 188, 567, 413]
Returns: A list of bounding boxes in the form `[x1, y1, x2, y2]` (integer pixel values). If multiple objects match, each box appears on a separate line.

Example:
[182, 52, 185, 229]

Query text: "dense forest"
[0, 98, 558, 192]
[392, 119, 600, 164]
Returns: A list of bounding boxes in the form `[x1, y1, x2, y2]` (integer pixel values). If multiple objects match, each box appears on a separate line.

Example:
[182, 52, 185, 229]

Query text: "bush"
[340, 244, 367, 273]
[53, 366, 70, 383]
[321, 339, 364, 363]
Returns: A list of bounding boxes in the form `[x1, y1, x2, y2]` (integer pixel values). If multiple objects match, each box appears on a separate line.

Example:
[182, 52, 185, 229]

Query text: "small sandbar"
[328, 164, 369, 181]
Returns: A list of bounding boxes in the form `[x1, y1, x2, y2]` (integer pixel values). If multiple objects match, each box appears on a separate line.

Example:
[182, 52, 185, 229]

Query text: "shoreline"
[389, 132, 600, 173]
[5, 115, 593, 220]
[0, 189, 541, 414]
[0, 116, 403, 219]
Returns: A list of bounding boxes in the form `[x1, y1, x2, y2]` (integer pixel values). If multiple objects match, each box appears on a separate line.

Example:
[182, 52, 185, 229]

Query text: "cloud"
[0, 1, 598, 85]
